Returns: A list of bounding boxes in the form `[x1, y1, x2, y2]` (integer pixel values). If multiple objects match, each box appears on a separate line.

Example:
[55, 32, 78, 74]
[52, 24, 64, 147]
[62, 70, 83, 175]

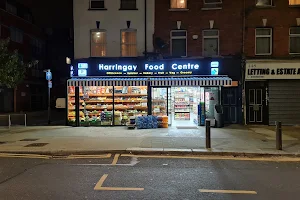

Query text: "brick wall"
[155, 0, 244, 57]
[244, 0, 300, 58]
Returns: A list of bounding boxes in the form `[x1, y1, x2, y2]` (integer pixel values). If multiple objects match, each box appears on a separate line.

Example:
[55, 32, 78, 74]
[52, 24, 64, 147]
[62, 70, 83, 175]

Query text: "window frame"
[256, 0, 273, 7]
[170, 30, 187, 57]
[202, 29, 220, 57]
[120, 0, 137, 10]
[120, 28, 137, 57]
[289, 27, 300, 55]
[10, 27, 23, 44]
[6, 1, 17, 15]
[90, 29, 107, 57]
[255, 28, 272, 56]
[89, 0, 106, 10]
[170, 0, 188, 9]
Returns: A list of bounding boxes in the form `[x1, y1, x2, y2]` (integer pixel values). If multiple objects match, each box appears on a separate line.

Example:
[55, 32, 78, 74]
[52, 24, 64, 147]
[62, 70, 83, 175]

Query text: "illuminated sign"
[78, 63, 88, 77]
[171, 63, 200, 70]
[99, 64, 137, 72]
[70, 66, 74, 77]
[211, 68, 219, 75]
[145, 64, 165, 71]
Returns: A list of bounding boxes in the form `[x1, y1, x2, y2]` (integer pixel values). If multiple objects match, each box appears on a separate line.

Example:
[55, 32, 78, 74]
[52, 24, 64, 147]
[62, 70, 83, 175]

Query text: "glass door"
[151, 87, 172, 127]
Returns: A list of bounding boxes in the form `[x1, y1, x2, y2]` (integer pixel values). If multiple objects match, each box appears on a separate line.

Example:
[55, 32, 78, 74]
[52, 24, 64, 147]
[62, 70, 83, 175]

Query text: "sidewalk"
[0, 125, 299, 156]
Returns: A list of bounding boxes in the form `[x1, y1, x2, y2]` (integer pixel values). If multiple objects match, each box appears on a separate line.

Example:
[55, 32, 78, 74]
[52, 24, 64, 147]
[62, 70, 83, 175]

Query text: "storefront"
[67, 57, 237, 127]
[245, 60, 300, 125]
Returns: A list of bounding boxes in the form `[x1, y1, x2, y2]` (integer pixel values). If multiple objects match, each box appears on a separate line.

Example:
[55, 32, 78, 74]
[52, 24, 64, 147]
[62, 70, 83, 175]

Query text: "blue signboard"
[48, 81, 52, 88]
[46, 71, 52, 80]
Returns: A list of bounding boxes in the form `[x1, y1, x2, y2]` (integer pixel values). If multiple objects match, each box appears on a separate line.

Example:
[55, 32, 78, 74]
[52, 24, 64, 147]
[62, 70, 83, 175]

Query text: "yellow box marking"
[199, 189, 257, 194]
[111, 154, 120, 165]
[94, 174, 144, 191]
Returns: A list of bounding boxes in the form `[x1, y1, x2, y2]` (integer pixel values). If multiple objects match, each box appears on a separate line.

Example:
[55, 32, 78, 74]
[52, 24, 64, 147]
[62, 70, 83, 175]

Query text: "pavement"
[0, 124, 300, 156]
[0, 156, 300, 200]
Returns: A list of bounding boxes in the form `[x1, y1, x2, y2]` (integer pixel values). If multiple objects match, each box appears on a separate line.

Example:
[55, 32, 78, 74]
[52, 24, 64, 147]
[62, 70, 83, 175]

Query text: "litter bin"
[214, 104, 224, 128]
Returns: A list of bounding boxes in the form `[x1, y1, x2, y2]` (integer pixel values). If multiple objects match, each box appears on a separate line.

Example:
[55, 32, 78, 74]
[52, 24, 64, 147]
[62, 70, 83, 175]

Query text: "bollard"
[276, 121, 282, 150]
[205, 119, 211, 149]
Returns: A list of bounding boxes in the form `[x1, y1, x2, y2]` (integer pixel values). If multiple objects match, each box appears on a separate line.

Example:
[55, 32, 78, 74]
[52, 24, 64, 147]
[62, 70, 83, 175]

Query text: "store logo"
[171, 63, 200, 70]
[211, 61, 219, 68]
[99, 64, 137, 72]
[78, 63, 88, 77]
[144, 63, 165, 71]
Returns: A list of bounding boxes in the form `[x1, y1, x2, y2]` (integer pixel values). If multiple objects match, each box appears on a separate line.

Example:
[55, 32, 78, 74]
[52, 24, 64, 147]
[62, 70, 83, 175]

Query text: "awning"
[67, 77, 232, 87]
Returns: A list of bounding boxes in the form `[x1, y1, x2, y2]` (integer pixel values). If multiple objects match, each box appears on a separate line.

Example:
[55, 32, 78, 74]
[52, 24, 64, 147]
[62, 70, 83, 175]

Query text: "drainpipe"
[242, 0, 247, 125]
[144, 0, 147, 55]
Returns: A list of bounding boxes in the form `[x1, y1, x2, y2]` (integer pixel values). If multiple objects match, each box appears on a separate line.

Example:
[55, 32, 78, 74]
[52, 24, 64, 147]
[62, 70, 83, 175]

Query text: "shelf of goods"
[68, 86, 148, 126]
[174, 96, 190, 120]
[152, 99, 167, 116]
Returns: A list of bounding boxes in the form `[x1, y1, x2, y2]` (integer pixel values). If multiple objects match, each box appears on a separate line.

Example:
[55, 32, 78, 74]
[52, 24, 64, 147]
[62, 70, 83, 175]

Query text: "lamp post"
[44, 69, 52, 125]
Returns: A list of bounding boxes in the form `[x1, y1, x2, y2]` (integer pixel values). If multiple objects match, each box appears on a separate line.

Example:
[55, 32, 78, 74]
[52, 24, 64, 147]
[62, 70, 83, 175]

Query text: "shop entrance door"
[151, 87, 172, 126]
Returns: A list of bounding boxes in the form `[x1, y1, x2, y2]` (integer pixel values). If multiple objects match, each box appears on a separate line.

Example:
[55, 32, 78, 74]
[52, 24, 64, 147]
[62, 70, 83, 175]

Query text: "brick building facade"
[243, 0, 300, 125]
[0, 0, 47, 112]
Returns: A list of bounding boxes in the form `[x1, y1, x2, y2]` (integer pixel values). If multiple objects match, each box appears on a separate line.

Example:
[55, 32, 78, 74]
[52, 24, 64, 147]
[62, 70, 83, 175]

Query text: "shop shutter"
[269, 80, 300, 125]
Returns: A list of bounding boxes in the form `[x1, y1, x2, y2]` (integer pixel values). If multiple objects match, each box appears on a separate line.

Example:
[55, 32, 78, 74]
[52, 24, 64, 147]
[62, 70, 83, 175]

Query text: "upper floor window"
[256, 0, 272, 6]
[120, 0, 137, 10]
[91, 30, 107, 57]
[170, 0, 187, 9]
[171, 30, 187, 57]
[90, 0, 105, 9]
[10, 27, 23, 44]
[289, 0, 300, 5]
[255, 28, 272, 55]
[289, 27, 300, 54]
[203, 30, 219, 57]
[6, 1, 17, 15]
[203, 0, 222, 9]
[121, 29, 137, 57]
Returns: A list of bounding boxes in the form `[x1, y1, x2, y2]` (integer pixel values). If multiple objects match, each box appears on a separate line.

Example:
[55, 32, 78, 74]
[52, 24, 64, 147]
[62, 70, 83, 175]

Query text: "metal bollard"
[276, 121, 282, 150]
[205, 119, 211, 149]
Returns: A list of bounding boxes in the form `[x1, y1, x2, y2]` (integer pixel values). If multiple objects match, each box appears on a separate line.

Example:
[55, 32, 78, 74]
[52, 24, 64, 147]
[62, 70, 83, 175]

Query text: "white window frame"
[89, 0, 105, 9]
[256, 0, 273, 7]
[255, 28, 272, 56]
[170, 30, 187, 57]
[289, 27, 300, 54]
[202, 29, 219, 57]
[90, 29, 107, 57]
[170, 0, 188, 9]
[204, 0, 222, 4]
[120, 28, 137, 57]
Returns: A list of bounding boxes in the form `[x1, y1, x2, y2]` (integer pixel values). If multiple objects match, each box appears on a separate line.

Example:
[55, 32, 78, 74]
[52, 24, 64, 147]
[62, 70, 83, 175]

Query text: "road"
[0, 154, 300, 200]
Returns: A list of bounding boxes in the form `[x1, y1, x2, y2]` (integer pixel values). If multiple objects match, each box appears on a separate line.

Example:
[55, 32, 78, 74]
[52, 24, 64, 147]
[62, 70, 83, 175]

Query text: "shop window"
[120, 0, 137, 10]
[255, 28, 272, 55]
[121, 29, 137, 57]
[203, 30, 219, 57]
[170, 0, 187, 9]
[256, 0, 272, 6]
[10, 27, 23, 44]
[6, 1, 17, 15]
[91, 30, 107, 57]
[289, 27, 300, 54]
[90, 0, 105, 9]
[67, 86, 147, 126]
[114, 86, 148, 125]
[289, 0, 300, 6]
[203, 0, 222, 9]
[171, 30, 187, 57]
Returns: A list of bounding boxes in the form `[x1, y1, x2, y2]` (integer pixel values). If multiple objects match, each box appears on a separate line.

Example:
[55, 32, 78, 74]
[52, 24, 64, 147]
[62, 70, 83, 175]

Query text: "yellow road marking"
[67, 154, 111, 159]
[111, 154, 120, 165]
[94, 174, 144, 191]
[199, 189, 257, 194]
[0, 153, 51, 159]
[121, 154, 300, 162]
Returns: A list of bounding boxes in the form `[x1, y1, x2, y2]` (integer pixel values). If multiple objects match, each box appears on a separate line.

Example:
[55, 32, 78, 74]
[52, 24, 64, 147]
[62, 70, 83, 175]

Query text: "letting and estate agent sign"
[246, 62, 300, 80]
